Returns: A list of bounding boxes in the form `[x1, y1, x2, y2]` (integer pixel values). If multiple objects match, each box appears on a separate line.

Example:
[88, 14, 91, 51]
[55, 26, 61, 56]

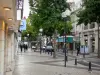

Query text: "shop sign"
[17, 0, 24, 10]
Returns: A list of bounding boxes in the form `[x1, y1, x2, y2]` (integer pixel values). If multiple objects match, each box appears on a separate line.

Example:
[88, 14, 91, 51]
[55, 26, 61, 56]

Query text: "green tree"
[77, 0, 100, 57]
[56, 21, 72, 35]
[77, 0, 100, 24]
[29, 0, 72, 58]
[22, 18, 38, 41]
[29, 0, 71, 36]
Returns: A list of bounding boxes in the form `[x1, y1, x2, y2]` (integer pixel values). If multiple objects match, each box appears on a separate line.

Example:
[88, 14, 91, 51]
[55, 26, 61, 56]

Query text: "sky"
[23, 0, 30, 18]
[23, 0, 81, 18]
[68, 0, 80, 2]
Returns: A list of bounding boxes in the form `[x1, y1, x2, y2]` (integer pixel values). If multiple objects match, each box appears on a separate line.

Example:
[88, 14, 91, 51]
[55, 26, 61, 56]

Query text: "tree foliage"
[21, 18, 38, 41]
[77, 0, 100, 25]
[29, 0, 72, 36]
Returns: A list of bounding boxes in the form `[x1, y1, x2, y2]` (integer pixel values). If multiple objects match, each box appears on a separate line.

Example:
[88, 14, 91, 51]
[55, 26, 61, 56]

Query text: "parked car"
[32, 46, 36, 49]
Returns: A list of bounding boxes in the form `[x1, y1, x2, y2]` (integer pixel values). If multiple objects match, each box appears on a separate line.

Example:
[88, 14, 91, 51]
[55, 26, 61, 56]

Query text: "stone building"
[0, 0, 23, 75]
[71, 0, 99, 53]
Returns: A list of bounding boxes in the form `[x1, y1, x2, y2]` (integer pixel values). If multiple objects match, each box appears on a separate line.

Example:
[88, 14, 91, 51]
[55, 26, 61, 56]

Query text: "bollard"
[48, 51, 49, 55]
[88, 62, 92, 71]
[51, 51, 52, 56]
[45, 49, 46, 54]
[40, 50, 41, 54]
[75, 58, 77, 65]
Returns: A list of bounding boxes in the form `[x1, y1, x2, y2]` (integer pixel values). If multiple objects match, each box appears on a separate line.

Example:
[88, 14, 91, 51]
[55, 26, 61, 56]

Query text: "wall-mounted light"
[4, 7, 11, 10]
[8, 18, 13, 20]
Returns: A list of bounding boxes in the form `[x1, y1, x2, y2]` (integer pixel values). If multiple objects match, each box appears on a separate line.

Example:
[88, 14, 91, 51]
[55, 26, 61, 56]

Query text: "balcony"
[84, 25, 88, 30]
[90, 23, 95, 29]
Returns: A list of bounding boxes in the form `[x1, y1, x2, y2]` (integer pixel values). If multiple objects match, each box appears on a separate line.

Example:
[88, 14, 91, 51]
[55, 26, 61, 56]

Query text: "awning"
[56, 36, 73, 43]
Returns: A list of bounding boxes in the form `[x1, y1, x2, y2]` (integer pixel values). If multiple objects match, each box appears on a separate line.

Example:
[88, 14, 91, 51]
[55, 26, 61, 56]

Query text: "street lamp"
[27, 34, 29, 47]
[62, 12, 69, 67]
[39, 28, 43, 54]
[57, 34, 60, 51]
[78, 32, 81, 56]
[27, 34, 29, 36]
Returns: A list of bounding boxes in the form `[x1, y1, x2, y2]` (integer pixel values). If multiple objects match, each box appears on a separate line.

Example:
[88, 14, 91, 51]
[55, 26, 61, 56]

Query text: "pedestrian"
[23, 44, 26, 52]
[20, 42, 23, 53]
[25, 44, 28, 51]
[77, 45, 80, 56]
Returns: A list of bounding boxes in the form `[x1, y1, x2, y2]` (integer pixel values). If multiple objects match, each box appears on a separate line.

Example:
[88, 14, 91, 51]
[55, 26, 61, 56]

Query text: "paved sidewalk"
[13, 49, 100, 75]
[57, 50, 100, 66]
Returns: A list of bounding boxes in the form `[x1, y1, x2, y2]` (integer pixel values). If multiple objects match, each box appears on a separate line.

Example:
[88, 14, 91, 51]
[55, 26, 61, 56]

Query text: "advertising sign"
[19, 18, 26, 31]
[17, 0, 24, 10]
[80, 45, 89, 54]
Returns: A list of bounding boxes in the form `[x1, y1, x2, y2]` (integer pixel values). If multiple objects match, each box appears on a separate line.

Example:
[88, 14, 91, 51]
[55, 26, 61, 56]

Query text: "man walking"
[25, 44, 28, 51]
[20, 42, 23, 53]
[23, 44, 26, 52]
[77, 45, 80, 56]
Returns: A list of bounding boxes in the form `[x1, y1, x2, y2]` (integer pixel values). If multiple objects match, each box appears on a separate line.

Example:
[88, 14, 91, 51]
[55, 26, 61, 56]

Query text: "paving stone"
[13, 49, 100, 75]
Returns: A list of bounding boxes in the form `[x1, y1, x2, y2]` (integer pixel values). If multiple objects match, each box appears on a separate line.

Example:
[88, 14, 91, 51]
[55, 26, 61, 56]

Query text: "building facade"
[71, 0, 99, 53]
[0, 0, 23, 75]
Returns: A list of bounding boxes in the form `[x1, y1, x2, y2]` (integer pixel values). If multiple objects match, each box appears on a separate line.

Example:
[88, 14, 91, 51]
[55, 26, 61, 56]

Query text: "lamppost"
[27, 34, 29, 48]
[57, 34, 60, 51]
[62, 12, 69, 67]
[71, 30, 75, 54]
[39, 28, 43, 54]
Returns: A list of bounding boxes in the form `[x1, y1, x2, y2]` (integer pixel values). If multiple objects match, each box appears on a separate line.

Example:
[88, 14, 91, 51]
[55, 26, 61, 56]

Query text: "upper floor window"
[90, 23, 95, 29]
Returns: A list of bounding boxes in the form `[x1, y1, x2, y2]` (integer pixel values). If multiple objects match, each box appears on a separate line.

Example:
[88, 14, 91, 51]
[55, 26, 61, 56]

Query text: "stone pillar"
[95, 32, 98, 53]
[5, 30, 15, 75]
[80, 24, 85, 45]
[95, 22, 98, 28]
[88, 23, 90, 29]
[14, 33, 18, 59]
[80, 33, 85, 45]
[82, 24, 84, 30]
[0, 20, 5, 75]
[4, 25, 8, 75]
[7, 33, 12, 70]
[88, 34, 92, 52]
[11, 33, 15, 62]
[73, 41, 75, 50]
[94, 22, 99, 53]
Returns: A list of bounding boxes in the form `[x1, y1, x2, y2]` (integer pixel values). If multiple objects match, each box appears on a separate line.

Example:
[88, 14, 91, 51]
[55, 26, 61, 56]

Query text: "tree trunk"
[53, 30, 57, 58]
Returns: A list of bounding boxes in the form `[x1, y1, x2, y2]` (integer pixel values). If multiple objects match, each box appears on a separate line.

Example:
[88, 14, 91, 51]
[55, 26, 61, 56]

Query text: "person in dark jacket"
[77, 45, 80, 56]
[23, 44, 26, 52]
[20, 44, 23, 52]
[25, 44, 28, 51]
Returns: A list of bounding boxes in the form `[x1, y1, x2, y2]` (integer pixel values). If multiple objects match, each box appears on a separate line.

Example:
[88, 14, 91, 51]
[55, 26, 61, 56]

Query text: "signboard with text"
[19, 18, 26, 31]
[17, 0, 24, 10]
[80, 45, 89, 54]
